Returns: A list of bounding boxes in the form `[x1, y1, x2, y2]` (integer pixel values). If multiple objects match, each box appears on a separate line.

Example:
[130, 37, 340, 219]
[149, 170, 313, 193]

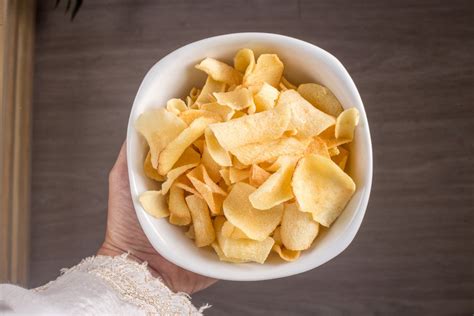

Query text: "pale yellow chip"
[135, 109, 187, 168]
[204, 128, 232, 167]
[276, 90, 336, 138]
[168, 184, 191, 226]
[230, 137, 311, 165]
[187, 165, 226, 196]
[175, 175, 201, 197]
[200, 102, 235, 121]
[305, 137, 330, 158]
[195, 57, 242, 85]
[331, 146, 349, 170]
[280, 203, 319, 250]
[318, 126, 348, 148]
[144, 151, 165, 182]
[272, 227, 301, 261]
[178, 109, 222, 125]
[221, 221, 249, 239]
[158, 117, 216, 175]
[292, 155, 356, 227]
[173, 146, 201, 168]
[219, 168, 231, 186]
[253, 82, 280, 112]
[187, 165, 226, 215]
[281, 76, 297, 90]
[185, 194, 215, 247]
[232, 156, 248, 169]
[186, 96, 193, 107]
[166, 98, 187, 115]
[192, 139, 205, 154]
[244, 54, 284, 88]
[229, 167, 250, 184]
[201, 143, 221, 183]
[209, 106, 289, 151]
[264, 155, 300, 173]
[297, 83, 344, 117]
[139, 190, 169, 218]
[195, 76, 226, 105]
[231, 110, 247, 119]
[213, 87, 255, 111]
[211, 242, 247, 263]
[189, 87, 201, 100]
[223, 182, 283, 241]
[328, 147, 340, 157]
[335, 107, 359, 140]
[161, 163, 198, 195]
[249, 158, 296, 210]
[249, 164, 271, 187]
[234, 48, 255, 75]
[185, 225, 195, 240]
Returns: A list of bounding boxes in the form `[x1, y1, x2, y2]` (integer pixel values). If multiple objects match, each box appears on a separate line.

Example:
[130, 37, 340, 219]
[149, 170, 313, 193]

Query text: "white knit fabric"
[0, 254, 208, 315]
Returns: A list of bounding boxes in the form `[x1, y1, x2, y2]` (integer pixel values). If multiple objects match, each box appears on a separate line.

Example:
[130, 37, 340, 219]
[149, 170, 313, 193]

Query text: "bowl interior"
[127, 33, 372, 281]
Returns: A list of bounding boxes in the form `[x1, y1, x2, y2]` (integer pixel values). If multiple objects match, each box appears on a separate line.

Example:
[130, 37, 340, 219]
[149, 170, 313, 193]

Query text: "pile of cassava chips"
[136, 48, 359, 264]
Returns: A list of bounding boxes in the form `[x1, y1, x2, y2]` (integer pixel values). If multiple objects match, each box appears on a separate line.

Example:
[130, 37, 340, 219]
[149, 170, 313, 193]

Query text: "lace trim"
[35, 254, 210, 315]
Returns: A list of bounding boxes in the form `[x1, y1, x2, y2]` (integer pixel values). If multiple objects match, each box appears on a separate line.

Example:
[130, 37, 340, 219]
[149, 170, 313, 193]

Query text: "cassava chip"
[249, 158, 296, 210]
[297, 83, 344, 117]
[173, 146, 201, 168]
[335, 107, 359, 140]
[213, 87, 255, 111]
[281, 77, 297, 90]
[264, 155, 300, 172]
[196, 57, 242, 85]
[168, 185, 191, 226]
[276, 90, 336, 138]
[158, 117, 216, 175]
[280, 203, 319, 250]
[328, 147, 340, 157]
[144, 151, 165, 181]
[185, 194, 215, 247]
[179, 109, 222, 125]
[204, 128, 232, 167]
[161, 163, 198, 194]
[234, 48, 255, 75]
[305, 137, 330, 158]
[249, 164, 271, 187]
[175, 175, 201, 197]
[223, 182, 283, 241]
[211, 242, 247, 263]
[135, 109, 187, 168]
[187, 165, 226, 215]
[229, 167, 250, 184]
[201, 143, 222, 182]
[139, 191, 169, 218]
[219, 168, 231, 186]
[185, 225, 195, 239]
[166, 98, 187, 115]
[221, 221, 249, 239]
[244, 54, 284, 88]
[195, 76, 226, 105]
[209, 107, 290, 151]
[292, 155, 356, 227]
[331, 146, 349, 170]
[253, 83, 280, 112]
[201, 102, 235, 121]
[230, 137, 311, 165]
[272, 227, 301, 261]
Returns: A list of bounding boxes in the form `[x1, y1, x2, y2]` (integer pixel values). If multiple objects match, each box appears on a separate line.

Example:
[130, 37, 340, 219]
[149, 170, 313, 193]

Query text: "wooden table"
[30, 0, 473, 314]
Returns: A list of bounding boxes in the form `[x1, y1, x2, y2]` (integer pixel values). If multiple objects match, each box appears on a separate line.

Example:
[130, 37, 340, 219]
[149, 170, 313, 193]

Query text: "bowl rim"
[127, 32, 373, 281]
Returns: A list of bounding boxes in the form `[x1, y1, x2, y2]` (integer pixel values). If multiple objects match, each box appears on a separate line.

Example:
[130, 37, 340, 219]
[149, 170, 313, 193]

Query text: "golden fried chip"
[331, 146, 349, 170]
[173, 146, 201, 168]
[195, 76, 226, 105]
[249, 164, 271, 187]
[221, 221, 249, 239]
[144, 151, 165, 181]
[220, 234, 274, 264]
[175, 175, 201, 197]
[253, 83, 280, 112]
[281, 77, 297, 90]
[281, 203, 319, 250]
[213, 87, 255, 111]
[187, 165, 226, 215]
[186, 96, 193, 107]
[318, 126, 347, 148]
[234, 48, 255, 75]
[201, 102, 235, 121]
[272, 227, 301, 261]
[204, 128, 232, 167]
[211, 242, 247, 263]
[178, 109, 222, 125]
[201, 143, 221, 182]
[232, 156, 248, 169]
[193, 139, 205, 154]
[195, 57, 242, 85]
[264, 155, 300, 172]
[297, 83, 344, 117]
[189, 87, 201, 101]
[229, 167, 250, 184]
[219, 168, 231, 186]
[335, 107, 359, 140]
[305, 137, 330, 158]
[135, 109, 187, 168]
[161, 163, 198, 194]
[223, 182, 283, 241]
[185, 194, 215, 247]
[185, 225, 195, 239]
[292, 155, 356, 227]
[139, 190, 169, 218]
[276, 90, 336, 138]
[231, 110, 247, 119]
[168, 185, 191, 226]
[328, 147, 340, 157]
[244, 54, 284, 88]
[158, 117, 216, 175]
[166, 98, 187, 115]
[209, 107, 289, 151]
[230, 137, 311, 165]
[249, 158, 296, 210]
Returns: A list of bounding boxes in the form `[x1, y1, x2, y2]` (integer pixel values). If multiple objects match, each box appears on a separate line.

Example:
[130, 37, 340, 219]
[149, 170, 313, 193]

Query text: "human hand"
[97, 142, 217, 294]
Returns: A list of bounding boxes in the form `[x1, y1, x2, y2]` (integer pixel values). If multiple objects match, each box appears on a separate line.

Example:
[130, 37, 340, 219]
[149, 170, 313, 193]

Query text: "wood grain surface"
[30, 0, 473, 314]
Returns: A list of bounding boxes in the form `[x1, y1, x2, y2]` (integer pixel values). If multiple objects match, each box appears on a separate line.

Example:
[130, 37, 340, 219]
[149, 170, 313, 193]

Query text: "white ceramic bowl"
[127, 33, 372, 281]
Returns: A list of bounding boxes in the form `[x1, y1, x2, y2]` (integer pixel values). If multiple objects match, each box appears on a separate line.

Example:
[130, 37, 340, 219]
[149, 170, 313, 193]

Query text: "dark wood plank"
[30, 0, 473, 314]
